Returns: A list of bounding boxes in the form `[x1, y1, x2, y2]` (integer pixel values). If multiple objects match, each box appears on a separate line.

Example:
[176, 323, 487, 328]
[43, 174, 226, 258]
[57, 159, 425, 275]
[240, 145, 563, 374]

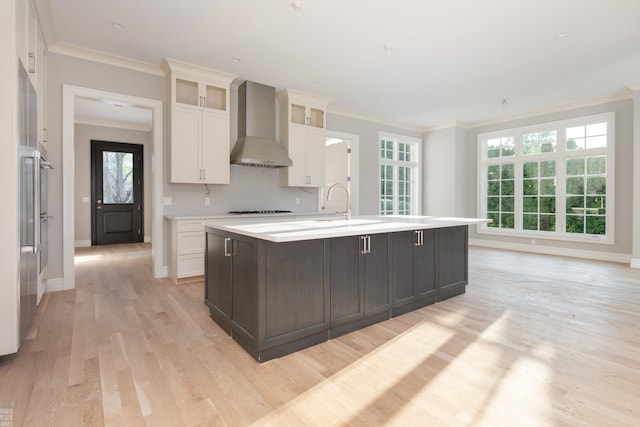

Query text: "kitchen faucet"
[326, 183, 351, 220]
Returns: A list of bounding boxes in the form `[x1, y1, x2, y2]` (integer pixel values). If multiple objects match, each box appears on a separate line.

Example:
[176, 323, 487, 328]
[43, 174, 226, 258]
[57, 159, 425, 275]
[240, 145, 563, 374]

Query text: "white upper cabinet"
[162, 59, 236, 184]
[277, 89, 331, 187]
[17, 0, 47, 148]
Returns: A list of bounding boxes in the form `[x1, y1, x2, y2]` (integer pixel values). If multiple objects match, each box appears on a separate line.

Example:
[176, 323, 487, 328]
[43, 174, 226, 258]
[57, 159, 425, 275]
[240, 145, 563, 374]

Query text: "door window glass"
[103, 151, 134, 204]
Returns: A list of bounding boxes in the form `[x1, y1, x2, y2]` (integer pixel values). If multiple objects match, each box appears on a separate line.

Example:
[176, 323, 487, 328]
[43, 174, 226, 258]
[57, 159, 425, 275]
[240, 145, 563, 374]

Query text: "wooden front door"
[91, 140, 143, 246]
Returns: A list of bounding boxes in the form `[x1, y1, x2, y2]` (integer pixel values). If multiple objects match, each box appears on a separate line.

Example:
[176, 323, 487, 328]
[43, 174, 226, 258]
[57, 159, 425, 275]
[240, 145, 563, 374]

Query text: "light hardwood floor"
[1, 243, 639, 426]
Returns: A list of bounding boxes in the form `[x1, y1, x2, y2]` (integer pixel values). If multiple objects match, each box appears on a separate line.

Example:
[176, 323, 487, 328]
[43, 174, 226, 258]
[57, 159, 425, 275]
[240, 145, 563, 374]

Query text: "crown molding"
[48, 42, 164, 76]
[327, 106, 423, 133]
[468, 92, 633, 129]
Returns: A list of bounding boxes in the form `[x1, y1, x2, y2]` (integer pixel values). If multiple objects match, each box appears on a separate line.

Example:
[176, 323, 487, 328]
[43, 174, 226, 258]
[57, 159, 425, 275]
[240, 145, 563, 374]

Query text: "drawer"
[177, 220, 205, 233]
[177, 254, 204, 278]
[177, 231, 205, 254]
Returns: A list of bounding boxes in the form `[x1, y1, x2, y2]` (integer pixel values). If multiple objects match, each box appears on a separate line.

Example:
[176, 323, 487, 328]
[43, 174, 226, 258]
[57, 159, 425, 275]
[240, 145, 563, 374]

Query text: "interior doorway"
[91, 140, 144, 245]
[323, 131, 359, 215]
[62, 85, 164, 291]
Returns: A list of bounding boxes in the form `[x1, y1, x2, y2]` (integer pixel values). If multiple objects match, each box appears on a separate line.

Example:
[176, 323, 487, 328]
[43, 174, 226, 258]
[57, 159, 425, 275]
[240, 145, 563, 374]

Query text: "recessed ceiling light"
[231, 57, 241, 63]
[311, 81, 319, 85]
[384, 43, 393, 56]
[111, 21, 125, 30]
[556, 31, 570, 38]
[501, 97, 508, 106]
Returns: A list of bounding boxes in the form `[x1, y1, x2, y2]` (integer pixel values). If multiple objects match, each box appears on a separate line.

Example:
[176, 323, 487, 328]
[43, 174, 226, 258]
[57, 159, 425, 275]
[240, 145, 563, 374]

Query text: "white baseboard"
[469, 239, 632, 264]
[45, 277, 65, 293]
[145, 235, 151, 243]
[631, 258, 640, 269]
[74, 240, 91, 247]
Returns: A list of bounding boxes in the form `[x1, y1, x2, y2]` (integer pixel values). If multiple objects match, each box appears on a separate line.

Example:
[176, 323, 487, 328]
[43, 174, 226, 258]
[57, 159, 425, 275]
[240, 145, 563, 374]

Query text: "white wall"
[423, 126, 468, 217]
[74, 124, 152, 245]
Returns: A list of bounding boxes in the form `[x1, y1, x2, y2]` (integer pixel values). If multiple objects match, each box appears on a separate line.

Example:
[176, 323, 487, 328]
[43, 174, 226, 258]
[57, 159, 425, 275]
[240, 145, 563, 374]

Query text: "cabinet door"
[363, 234, 390, 316]
[287, 125, 309, 186]
[231, 237, 257, 338]
[330, 236, 363, 326]
[306, 128, 325, 187]
[391, 231, 416, 307]
[201, 111, 230, 184]
[205, 233, 232, 333]
[437, 226, 468, 300]
[202, 81, 227, 112]
[415, 229, 436, 300]
[171, 107, 201, 183]
[174, 76, 201, 110]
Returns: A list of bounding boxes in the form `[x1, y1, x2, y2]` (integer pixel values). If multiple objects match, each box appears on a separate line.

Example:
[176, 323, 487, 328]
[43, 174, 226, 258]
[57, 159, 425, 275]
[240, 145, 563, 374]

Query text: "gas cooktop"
[228, 210, 292, 214]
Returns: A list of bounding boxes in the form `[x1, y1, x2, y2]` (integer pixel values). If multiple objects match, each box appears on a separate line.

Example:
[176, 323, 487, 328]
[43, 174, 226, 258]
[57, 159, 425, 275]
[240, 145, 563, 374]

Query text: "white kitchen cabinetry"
[168, 219, 207, 283]
[162, 59, 236, 184]
[277, 89, 331, 187]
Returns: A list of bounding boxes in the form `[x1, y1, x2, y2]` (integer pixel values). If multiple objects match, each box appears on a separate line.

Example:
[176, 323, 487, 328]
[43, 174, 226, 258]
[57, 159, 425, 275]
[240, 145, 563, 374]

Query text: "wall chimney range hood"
[230, 81, 292, 168]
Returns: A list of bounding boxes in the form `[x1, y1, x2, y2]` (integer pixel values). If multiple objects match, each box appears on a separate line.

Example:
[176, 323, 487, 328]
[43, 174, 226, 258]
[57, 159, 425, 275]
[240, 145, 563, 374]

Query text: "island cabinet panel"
[329, 236, 363, 326]
[329, 234, 391, 338]
[205, 232, 232, 333]
[263, 239, 328, 342]
[437, 226, 468, 301]
[362, 234, 391, 317]
[390, 229, 437, 316]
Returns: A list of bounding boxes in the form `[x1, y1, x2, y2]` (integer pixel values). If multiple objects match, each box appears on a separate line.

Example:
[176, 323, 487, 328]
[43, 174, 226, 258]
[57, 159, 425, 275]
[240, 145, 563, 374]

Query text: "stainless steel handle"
[361, 235, 371, 254]
[224, 237, 232, 257]
[28, 53, 35, 73]
[40, 215, 54, 223]
[415, 230, 423, 246]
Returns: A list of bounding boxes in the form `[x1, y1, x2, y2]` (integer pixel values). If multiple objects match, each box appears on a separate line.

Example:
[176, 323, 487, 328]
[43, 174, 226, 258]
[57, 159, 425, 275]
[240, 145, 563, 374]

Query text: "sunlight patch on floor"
[251, 313, 477, 426]
[74, 254, 104, 264]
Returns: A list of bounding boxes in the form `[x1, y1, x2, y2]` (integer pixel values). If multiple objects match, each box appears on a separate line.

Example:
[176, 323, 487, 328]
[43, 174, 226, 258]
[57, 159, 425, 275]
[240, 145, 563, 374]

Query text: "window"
[478, 112, 615, 244]
[379, 133, 420, 215]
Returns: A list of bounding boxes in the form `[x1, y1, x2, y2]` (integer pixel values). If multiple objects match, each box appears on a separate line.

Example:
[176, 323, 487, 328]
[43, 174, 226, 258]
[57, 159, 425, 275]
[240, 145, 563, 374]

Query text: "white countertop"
[204, 215, 491, 242]
[165, 212, 341, 221]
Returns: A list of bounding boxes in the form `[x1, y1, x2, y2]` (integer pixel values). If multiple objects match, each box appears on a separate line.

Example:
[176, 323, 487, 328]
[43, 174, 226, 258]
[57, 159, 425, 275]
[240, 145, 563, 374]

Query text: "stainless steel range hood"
[230, 81, 292, 168]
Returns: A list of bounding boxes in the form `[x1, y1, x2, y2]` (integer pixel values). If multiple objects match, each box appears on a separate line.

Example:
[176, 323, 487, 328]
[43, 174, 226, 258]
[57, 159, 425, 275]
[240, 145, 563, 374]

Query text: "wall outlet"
[82, 196, 90, 203]
[295, 197, 300, 205]
[204, 197, 210, 206]
[163, 197, 173, 206]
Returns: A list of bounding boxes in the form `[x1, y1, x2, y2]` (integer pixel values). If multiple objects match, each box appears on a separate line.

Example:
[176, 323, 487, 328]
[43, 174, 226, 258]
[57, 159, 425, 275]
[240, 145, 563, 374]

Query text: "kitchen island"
[204, 216, 489, 362]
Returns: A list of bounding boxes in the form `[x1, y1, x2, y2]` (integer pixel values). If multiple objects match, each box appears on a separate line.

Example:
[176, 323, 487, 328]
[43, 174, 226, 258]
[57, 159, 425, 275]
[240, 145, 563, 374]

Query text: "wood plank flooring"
[1, 243, 639, 426]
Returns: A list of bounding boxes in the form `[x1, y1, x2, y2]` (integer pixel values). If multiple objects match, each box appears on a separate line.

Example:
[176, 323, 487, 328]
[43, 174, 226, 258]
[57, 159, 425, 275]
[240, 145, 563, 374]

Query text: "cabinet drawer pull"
[224, 238, 232, 257]
[360, 235, 371, 254]
[415, 230, 424, 246]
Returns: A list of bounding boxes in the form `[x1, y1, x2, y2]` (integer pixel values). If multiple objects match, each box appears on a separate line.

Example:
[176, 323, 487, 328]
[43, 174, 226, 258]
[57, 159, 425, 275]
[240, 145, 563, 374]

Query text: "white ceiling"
[40, 0, 640, 129]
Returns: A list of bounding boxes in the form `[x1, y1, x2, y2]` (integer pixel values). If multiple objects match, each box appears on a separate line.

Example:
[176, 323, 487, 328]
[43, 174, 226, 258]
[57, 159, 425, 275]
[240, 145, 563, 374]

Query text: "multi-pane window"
[379, 134, 420, 215]
[478, 112, 614, 244]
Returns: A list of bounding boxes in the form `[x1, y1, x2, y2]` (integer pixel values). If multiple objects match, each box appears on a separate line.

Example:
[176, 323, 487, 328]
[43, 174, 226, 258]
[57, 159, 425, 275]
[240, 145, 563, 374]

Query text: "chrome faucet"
[327, 183, 351, 220]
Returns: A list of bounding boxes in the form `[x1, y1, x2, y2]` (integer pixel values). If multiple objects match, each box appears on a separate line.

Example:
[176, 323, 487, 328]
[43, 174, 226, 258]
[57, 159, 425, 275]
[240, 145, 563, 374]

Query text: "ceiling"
[39, 0, 640, 130]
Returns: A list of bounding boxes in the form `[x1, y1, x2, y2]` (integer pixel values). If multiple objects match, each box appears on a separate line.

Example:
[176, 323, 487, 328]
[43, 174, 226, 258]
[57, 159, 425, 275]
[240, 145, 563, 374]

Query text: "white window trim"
[379, 132, 421, 216]
[477, 112, 615, 245]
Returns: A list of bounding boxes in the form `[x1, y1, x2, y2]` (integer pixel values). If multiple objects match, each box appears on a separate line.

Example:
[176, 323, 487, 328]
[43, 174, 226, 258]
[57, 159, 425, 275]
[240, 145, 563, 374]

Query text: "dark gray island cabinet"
[204, 218, 480, 362]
